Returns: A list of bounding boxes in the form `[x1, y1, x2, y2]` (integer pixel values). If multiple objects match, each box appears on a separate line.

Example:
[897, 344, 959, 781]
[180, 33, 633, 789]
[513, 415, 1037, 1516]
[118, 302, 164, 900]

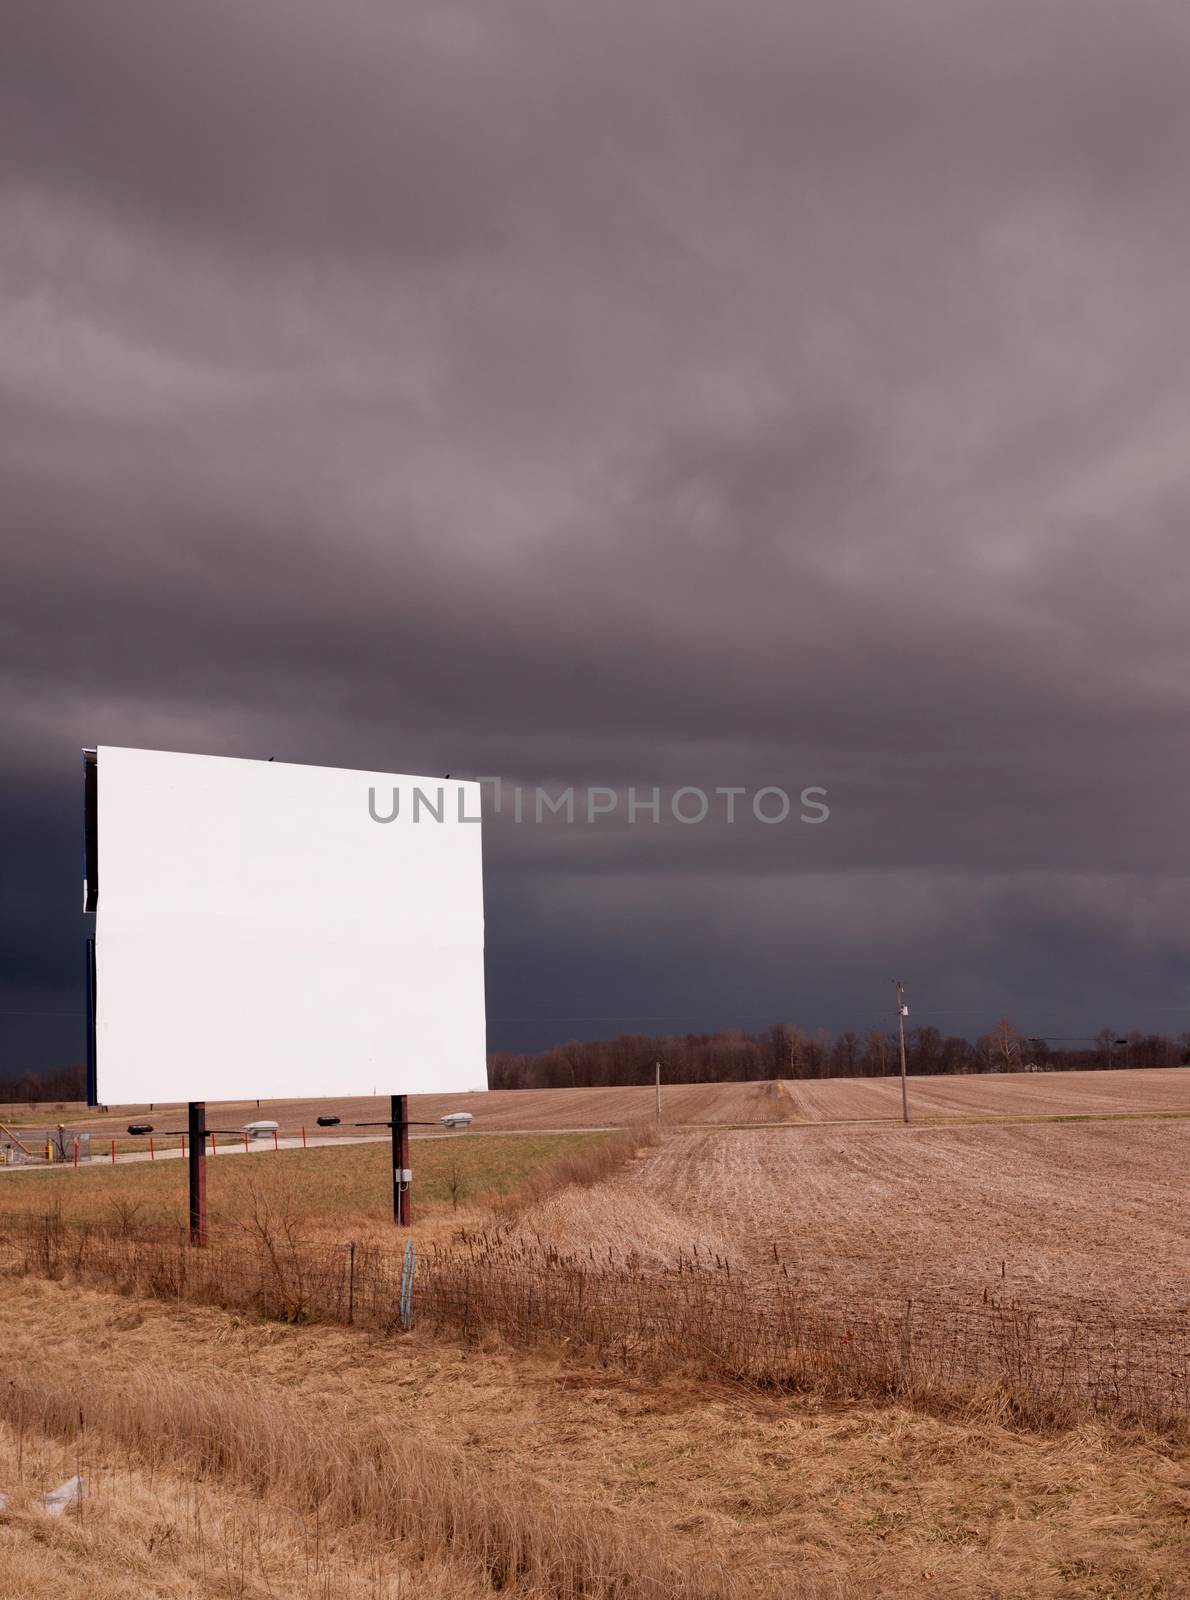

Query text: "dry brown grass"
[0, 1131, 614, 1236]
[3, 1114, 1187, 1430]
[590, 1120, 1190, 1323]
[3, 1189, 1185, 1434]
[479, 1121, 1190, 1429]
[485, 1122, 659, 1220]
[0, 1416, 475, 1599]
[0, 1308, 840, 1600]
[2, 1282, 1188, 1600]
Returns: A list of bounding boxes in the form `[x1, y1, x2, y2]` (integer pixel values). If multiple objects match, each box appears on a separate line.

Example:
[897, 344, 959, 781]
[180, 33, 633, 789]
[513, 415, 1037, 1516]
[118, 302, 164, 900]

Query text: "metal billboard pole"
[84, 938, 97, 1107]
[392, 1094, 410, 1225]
[356, 1099, 431, 1222]
[188, 1101, 208, 1247]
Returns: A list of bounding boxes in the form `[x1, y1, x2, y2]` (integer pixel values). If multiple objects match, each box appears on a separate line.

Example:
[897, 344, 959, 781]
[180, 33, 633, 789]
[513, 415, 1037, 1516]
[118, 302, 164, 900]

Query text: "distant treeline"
[0, 1061, 87, 1105]
[5, 1019, 1188, 1103]
[488, 1021, 1190, 1090]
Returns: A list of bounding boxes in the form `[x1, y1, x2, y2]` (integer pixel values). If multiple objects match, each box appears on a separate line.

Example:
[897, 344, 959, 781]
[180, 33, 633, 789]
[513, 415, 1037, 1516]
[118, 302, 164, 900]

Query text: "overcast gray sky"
[5, 0, 1190, 1070]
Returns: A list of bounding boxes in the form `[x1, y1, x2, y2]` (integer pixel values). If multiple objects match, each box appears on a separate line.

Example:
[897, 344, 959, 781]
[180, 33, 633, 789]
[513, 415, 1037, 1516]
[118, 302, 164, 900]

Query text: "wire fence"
[0, 1211, 1185, 1433]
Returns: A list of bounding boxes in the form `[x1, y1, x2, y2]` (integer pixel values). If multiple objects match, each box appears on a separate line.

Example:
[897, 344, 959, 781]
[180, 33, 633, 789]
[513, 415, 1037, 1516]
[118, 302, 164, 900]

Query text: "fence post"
[110, 1139, 115, 1164]
[273, 1129, 279, 1152]
[301, 1126, 307, 1150]
[400, 1240, 416, 1331]
[73, 1137, 79, 1169]
[149, 1136, 155, 1162]
[244, 1132, 250, 1154]
[901, 1298, 914, 1393]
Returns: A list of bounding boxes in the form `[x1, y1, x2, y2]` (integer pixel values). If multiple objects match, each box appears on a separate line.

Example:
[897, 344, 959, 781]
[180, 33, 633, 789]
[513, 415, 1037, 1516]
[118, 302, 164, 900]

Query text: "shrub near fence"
[0, 1211, 1185, 1434]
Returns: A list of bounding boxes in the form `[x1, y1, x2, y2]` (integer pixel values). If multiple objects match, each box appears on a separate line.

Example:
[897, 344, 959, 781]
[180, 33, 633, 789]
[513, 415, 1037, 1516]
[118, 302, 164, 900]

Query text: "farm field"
[544, 1120, 1190, 1326]
[7, 1065, 1188, 1140]
[2, 1077, 790, 1136]
[786, 1066, 1190, 1123]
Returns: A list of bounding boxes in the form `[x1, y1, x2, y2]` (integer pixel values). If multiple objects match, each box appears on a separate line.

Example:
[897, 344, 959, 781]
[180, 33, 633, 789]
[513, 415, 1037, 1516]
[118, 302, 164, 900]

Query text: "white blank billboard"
[91, 747, 485, 1105]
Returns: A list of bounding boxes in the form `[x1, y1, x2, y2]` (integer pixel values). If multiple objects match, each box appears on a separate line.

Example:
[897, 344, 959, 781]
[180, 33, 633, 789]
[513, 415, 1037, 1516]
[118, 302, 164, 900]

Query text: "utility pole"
[895, 981, 910, 1124]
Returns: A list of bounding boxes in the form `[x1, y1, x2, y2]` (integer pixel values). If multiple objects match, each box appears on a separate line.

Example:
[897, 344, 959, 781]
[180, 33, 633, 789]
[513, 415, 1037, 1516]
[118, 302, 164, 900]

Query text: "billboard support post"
[392, 1093, 410, 1225]
[188, 1101, 207, 1247]
[85, 938, 97, 1106]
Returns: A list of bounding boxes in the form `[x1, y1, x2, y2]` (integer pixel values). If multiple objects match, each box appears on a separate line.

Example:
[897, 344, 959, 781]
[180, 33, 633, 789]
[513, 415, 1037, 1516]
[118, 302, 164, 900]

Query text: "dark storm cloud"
[4, 0, 1190, 1071]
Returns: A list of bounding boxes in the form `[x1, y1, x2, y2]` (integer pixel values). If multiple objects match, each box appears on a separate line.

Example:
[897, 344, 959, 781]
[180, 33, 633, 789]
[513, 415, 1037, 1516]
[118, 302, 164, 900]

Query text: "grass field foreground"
[3, 1280, 1187, 1600]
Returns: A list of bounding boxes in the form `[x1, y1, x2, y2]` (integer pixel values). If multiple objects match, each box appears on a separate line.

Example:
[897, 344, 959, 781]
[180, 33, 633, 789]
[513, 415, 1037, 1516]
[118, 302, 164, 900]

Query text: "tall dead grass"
[0, 1416, 444, 1600]
[413, 1231, 1190, 1435]
[0, 1359, 850, 1600]
[2, 1206, 1185, 1437]
[484, 1122, 659, 1220]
